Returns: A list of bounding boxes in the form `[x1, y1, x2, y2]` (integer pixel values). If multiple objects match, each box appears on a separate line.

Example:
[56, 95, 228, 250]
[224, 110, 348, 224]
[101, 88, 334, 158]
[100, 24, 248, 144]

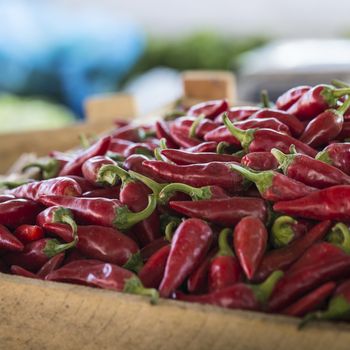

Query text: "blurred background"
[2, 0, 350, 133]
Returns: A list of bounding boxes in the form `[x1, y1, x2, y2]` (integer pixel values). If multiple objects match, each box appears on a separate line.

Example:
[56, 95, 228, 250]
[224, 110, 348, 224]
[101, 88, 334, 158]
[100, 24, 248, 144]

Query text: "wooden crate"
[1, 71, 349, 349]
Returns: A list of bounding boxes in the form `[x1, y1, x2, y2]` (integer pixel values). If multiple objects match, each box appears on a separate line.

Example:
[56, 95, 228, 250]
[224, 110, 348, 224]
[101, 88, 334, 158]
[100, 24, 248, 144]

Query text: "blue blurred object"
[0, 1, 145, 117]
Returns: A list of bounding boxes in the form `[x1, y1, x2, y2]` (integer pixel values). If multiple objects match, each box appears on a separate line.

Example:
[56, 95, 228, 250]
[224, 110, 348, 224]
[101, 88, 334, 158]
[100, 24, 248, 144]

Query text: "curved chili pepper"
[241, 152, 279, 171]
[0, 224, 24, 252]
[142, 160, 245, 191]
[159, 218, 213, 297]
[282, 281, 336, 317]
[254, 220, 331, 282]
[300, 279, 350, 327]
[316, 143, 350, 175]
[36, 252, 65, 278]
[276, 86, 311, 111]
[271, 216, 310, 248]
[138, 244, 171, 288]
[195, 119, 219, 138]
[229, 164, 316, 201]
[46, 259, 158, 303]
[249, 108, 305, 136]
[36, 206, 77, 231]
[82, 187, 120, 199]
[0, 194, 15, 203]
[223, 114, 317, 157]
[140, 237, 169, 262]
[169, 197, 267, 226]
[43, 223, 140, 268]
[65, 175, 96, 193]
[233, 216, 267, 280]
[325, 222, 350, 254]
[286, 84, 350, 120]
[38, 194, 157, 231]
[216, 106, 260, 123]
[273, 185, 350, 221]
[3, 237, 77, 272]
[272, 148, 350, 189]
[0, 199, 43, 228]
[299, 98, 350, 147]
[11, 265, 37, 278]
[175, 271, 283, 311]
[8, 177, 82, 201]
[184, 141, 218, 153]
[188, 99, 228, 119]
[22, 158, 63, 180]
[14, 225, 44, 244]
[81, 156, 117, 186]
[268, 242, 350, 312]
[155, 120, 178, 148]
[209, 228, 242, 291]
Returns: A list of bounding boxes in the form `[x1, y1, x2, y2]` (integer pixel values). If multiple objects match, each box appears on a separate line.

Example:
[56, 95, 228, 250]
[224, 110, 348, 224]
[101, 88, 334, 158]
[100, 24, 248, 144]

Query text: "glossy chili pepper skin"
[234, 217, 267, 280]
[241, 152, 279, 171]
[111, 124, 153, 142]
[184, 142, 218, 153]
[170, 197, 267, 226]
[66, 176, 96, 193]
[0, 199, 43, 229]
[338, 121, 350, 140]
[254, 220, 331, 282]
[217, 106, 260, 123]
[14, 225, 44, 244]
[0, 224, 24, 252]
[138, 244, 170, 288]
[36, 252, 65, 278]
[11, 265, 37, 279]
[268, 243, 350, 312]
[8, 177, 82, 201]
[235, 117, 292, 135]
[195, 119, 219, 137]
[169, 120, 202, 148]
[140, 238, 169, 262]
[316, 143, 350, 175]
[43, 223, 139, 266]
[142, 160, 244, 191]
[161, 149, 240, 165]
[0, 194, 16, 203]
[276, 86, 311, 111]
[281, 282, 336, 317]
[155, 120, 178, 148]
[230, 164, 317, 202]
[82, 187, 121, 199]
[109, 139, 133, 155]
[81, 156, 116, 186]
[159, 218, 213, 297]
[250, 109, 305, 136]
[204, 125, 241, 145]
[188, 99, 228, 120]
[274, 185, 350, 222]
[273, 149, 350, 189]
[59, 136, 111, 176]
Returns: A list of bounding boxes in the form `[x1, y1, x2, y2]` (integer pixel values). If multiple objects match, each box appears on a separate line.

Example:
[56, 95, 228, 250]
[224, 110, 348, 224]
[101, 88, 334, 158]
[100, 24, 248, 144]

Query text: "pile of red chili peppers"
[2, 81, 350, 327]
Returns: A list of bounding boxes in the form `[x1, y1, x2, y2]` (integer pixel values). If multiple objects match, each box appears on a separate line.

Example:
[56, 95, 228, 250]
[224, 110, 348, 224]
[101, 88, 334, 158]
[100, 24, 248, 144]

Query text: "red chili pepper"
[46, 259, 158, 303]
[0, 224, 24, 252]
[274, 185, 350, 222]
[299, 98, 350, 147]
[204, 125, 241, 146]
[209, 228, 242, 291]
[14, 225, 44, 244]
[268, 242, 350, 312]
[281, 281, 336, 317]
[230, 164, 316, 201]
[276, 85, 311, 111]
[233, 217, 267, 280]
[169, 197, 267, 226]
[81, 156, 117, 186]
[287, 84, 349, 120]
[300, 279, 350, 326]
[175, 271, 283, 311]
[184, 141, 218, 153]
[216, 106, 260, 123]
[241, 152, 279, 171]
[59, 136, 111, 176]
[11, 265, 37, 278]
[8, 177, 82, 201]
[111, 124, 154, 142]
[195, 119, 219, 137]
[161, 149, 240, 165]
[142, 160, 245, 191]
[188, 99, 228, 119]
[109, 139, 133, 155]
[123, 142, 156, 158]
[66, 175, 96, 193]
[159, 218, 213, 297]
[36, 252, 65, 278]
[249, 108, 305, 136]
[36, 206, 77, 229]
[235, 117, 292, 135]
[0, 194, 15, 203]
[338, 121, 350, 140]
[170, 127, 201, 148]
[140, 237, 169, 262]
[43, 223, 140, 268]
[82, 186, 121, 199]
[38, 194, 157, 231]
[254, 220, 331, 282]
[223, 114, 317, 157]
[3, 237, 77, 272]
[316, 143, 350, 175]
[155, 120, 178, 148]
[138, 244, 171, 288]
[272, 148, 350, 189]
[0, 199, 43, 229]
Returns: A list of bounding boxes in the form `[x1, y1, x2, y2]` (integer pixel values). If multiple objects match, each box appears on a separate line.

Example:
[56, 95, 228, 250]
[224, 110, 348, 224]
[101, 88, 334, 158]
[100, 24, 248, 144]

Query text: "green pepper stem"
[154, 147, 163, 161]
[123, 276, 159, 305]
[217, 228, 234, 257]
[271, 216, 297, 248]
[270, 148, 293, 173]
[315, 149, 332, 164]
[79, 133, 90, 148]
[159, 138, 168, 150]
[123, 252, 144, 273]
[222, 113, 255, 151]
[252, 270, 284, 306]
[22, 159, 60, 179]
[332, 79, 350, 88]
[159, 183, 212, 205]
[43, 238, 77, 258]
[332, 87, 350, 98]
[216, 141, 230, 154]
[164, 110, 186, 121]
[0, 179, 32, 189]
[165, 220, 179, 242]
[260, 89, 271, 108]
[327, 222, 350, 254]
[114, 194, 157, 231]
[338, 95, 350, 115]
[128, 170, 165, 196]
[189, 114, 205, 139]
[52, 207, 78, 240]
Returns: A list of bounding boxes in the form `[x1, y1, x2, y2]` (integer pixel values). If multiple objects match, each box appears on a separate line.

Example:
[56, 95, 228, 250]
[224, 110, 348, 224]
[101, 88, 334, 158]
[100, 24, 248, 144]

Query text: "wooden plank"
[0, 273, 349, 350]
